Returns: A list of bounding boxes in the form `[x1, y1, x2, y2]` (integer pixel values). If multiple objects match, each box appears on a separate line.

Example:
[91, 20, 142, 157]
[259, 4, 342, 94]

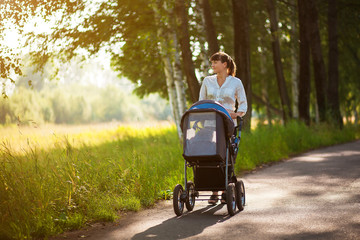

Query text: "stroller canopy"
[180, 100, 235, 137]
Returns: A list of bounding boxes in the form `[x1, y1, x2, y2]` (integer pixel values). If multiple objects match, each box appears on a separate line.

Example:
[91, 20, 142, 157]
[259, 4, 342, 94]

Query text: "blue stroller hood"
[180, 100, 235, 138]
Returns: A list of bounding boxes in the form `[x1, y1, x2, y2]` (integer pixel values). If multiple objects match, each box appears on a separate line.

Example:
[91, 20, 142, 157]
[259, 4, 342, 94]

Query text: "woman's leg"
[220, 191, 226, 204]
[208, 191, 219, 204]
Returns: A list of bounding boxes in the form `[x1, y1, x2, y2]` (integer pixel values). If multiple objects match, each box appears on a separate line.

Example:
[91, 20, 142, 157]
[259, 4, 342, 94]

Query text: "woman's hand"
[228, 111, 245, 119]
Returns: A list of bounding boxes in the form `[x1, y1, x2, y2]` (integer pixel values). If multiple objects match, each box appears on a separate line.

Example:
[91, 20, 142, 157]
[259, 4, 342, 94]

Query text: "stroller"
[173, 100, 246, 216]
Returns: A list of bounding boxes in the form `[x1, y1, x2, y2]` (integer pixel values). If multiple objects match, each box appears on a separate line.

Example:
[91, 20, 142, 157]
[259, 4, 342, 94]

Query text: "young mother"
[198, 51, 248, 204]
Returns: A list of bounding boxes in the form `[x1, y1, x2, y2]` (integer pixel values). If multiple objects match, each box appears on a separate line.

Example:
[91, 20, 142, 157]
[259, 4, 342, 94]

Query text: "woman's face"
[211, 60, 227, 74]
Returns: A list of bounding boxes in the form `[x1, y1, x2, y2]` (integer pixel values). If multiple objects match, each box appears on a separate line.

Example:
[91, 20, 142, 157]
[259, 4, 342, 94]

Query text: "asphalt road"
[53, 140, 360, 240]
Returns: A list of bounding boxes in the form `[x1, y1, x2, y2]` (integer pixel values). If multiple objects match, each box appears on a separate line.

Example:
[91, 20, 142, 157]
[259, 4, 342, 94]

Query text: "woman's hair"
[210, 52, 237, 76]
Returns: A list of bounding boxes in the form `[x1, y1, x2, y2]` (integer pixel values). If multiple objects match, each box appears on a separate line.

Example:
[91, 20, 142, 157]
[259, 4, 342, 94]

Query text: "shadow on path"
[132, 204, 233, 240]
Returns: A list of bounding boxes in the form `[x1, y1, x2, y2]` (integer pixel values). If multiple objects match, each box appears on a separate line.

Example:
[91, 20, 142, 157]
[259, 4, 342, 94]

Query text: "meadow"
[0, 121, 359, 239]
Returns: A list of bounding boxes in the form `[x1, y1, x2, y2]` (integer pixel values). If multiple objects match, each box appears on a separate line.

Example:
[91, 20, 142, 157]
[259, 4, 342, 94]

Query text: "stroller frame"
[173, 100, 246, 216]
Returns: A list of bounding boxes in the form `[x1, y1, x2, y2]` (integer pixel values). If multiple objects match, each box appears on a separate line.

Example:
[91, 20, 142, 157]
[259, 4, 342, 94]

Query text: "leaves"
[0, 0, 359, 124]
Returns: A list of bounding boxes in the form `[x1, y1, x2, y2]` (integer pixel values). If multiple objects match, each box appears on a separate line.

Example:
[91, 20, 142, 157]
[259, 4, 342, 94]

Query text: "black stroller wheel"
[236, 180, 245, 211]
[185, 182, 196, 211]
[173, 184, 184, 216]
[226, 183, 236, 216]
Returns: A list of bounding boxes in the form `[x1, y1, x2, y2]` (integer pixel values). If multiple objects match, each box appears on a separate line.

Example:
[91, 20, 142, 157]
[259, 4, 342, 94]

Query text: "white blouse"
[199, 75, 248, 115]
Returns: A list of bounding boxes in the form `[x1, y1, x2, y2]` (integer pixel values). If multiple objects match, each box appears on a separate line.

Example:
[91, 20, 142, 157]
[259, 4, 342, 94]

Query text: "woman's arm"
[235, 80, 248, 116]
[229, 111, 245, 119]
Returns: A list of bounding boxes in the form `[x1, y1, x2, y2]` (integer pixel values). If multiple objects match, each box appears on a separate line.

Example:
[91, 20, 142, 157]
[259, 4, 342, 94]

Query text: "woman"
[199, 51, 247, 204]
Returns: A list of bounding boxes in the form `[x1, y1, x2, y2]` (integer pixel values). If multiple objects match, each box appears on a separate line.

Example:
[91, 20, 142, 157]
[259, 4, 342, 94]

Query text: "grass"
[0, 121, 359, 239]
[235, 121, 360, 172]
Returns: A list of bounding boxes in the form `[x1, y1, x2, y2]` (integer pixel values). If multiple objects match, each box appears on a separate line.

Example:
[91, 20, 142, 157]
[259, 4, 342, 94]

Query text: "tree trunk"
[172, 31, 187, 117]
[199, 0, 220, 55]
[163, 53, 181, 137]
[194, 0, 211, 79]
[314, 95, 320, 124]
[290, 0, 299, 119]
[152, 1, 182, 138]
[266, 0, 292, 123]
[354, 106, 358, 125]
[197, 42, 211, 80]
[175, 0, 200, 103]
[232, 0, 252, 131]
[306, 0, 327, 122]
[327, 0, 343, 127]
[297, 0, 311, 125]
[259, 44, 272, 125]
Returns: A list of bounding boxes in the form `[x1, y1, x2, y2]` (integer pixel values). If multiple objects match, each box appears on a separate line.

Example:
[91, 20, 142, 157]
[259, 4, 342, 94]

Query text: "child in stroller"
[173, 100, 245, 216]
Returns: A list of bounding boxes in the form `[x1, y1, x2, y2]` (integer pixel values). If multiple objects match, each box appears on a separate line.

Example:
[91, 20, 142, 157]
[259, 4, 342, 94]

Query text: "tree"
[327, 0, 343, 127]
[266, 0, 292, 123]
[259, 45, 273, 125]
[289, 0, 299, 119]
[247, 0, 282, 124]
[174, 0, 200, 103]
[306, 0, 328, 122]
[3, 0, 360, 128]
[192, 0, 212, 78]
[298, 0, 311, 125]
[1, 0, 192, 137]
[232, 0, 252, 130]
[152, 0, 187, 138]
[337, 0, 360, 124]
[199, 0, 220, 55]
[0, 0, 85, 97]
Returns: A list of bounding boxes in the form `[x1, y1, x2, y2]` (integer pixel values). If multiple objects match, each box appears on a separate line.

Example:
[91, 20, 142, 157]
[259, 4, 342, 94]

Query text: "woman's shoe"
[208, 194, 219, 204]
[220, 192, 226, 204]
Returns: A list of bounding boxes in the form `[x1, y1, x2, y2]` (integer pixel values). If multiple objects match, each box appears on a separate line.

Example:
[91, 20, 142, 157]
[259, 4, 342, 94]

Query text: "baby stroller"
[173, 100, 245, 216]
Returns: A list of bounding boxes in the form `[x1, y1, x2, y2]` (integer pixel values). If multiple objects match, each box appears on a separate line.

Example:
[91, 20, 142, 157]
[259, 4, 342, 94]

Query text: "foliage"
[0, 0, 86, 95]
[1, 0, 359, 124]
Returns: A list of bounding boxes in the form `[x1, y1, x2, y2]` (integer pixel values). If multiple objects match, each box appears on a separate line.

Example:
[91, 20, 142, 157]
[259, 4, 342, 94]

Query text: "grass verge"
[235, 121, 360, 172]
[0, 121, 359, 239]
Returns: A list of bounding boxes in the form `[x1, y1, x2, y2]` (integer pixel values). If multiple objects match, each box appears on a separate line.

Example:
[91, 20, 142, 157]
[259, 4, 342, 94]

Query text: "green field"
[0, 121, 359, 239]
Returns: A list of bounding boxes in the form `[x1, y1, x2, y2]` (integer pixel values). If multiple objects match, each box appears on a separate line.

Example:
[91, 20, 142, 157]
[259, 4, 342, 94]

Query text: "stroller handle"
[235, 116, 244, 139]
[236, 116, 243, 132]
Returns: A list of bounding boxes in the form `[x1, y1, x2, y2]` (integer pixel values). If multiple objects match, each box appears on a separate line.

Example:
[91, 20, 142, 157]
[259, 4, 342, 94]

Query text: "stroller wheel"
[185, 181, 196, 211]
[173, 184, 184, 216]
[235, 180, 245, 211]
[226, 183, 236, 216]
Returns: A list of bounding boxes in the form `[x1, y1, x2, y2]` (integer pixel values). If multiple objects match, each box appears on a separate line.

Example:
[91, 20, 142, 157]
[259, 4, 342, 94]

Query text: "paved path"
[53, 140, 360, 240]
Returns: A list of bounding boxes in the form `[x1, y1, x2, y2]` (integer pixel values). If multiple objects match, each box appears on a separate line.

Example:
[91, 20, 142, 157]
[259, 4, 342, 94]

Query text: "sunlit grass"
[0, 121, 359, 239]
[0, 121, 173, 154]
[0, 122, 181, 239]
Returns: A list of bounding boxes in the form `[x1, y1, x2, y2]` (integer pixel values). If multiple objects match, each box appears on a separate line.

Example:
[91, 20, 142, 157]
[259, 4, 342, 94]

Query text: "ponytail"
[228, 58, 236, 77]
[210, 52, 237, 77]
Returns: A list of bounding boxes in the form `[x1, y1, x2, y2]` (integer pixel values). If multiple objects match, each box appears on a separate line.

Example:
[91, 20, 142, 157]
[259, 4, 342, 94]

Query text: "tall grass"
[0, 121, 359, 239]
[235, 121, 360, 172]
[0, 125, 183, 239]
